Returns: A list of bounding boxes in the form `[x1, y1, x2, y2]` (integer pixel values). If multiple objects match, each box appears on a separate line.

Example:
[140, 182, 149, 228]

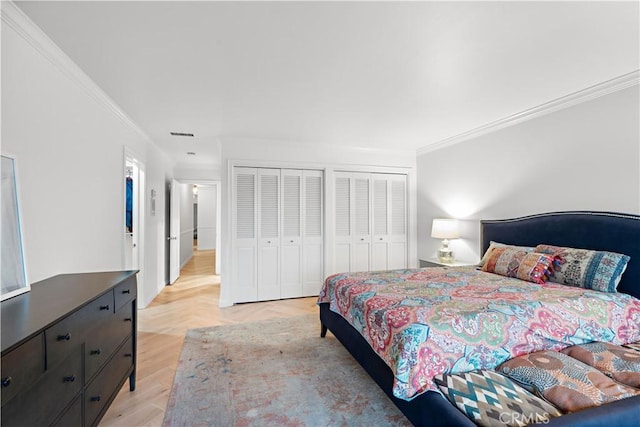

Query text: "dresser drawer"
[114, 276, 136, 310]
[53, 394, 82, 427]
[46, 291, 115, 368]
[1, 348, 82, 427]
[85, 303, 134, 382]
[1, 333, 45, 406]
[85, 336, 134, 427]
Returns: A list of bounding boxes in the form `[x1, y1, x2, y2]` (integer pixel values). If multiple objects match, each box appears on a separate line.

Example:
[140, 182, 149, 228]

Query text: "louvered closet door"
[352, 173, 372, 272]
[372, 174, 407, 270]
[334, 174, 352, 274]
[388, 175, 407, 269]
[233, 167, 258, 303]
[302, 170, 324, 296]
[280, 170, 302, 299]
[257, 169, 280, 301]
[334, 171, 372, 273]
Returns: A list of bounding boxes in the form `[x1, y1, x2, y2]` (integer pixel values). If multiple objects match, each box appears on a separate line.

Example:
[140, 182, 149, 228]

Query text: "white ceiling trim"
[1, 1, 153, 145]
[417, 70, 640, 156]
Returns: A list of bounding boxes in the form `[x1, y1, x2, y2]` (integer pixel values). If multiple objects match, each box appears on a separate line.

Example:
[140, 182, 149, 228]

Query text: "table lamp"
[431, 219, 460, 263]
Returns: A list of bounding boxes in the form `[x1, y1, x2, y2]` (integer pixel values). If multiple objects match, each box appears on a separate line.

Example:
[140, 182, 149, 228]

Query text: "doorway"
[124, 148, 145, 301]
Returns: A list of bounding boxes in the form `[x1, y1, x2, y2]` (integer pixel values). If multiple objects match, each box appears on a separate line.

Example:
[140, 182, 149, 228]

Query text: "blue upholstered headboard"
[481, 211, 640, 299]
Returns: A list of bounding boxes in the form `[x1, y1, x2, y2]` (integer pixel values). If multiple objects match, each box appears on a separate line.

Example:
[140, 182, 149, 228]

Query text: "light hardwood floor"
[101, 250, 319, 426]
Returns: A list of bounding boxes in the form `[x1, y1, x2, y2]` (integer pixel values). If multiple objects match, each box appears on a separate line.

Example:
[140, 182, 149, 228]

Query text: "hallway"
[101, 250, 318, 426]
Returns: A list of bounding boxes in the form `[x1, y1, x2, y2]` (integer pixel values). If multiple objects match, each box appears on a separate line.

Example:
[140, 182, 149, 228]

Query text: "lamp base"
[437, 239, 455, 263]
[437, 248, 455, 263]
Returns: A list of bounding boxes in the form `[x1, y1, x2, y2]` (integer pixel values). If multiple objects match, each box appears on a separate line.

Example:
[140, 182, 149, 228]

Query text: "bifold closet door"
[334, 172, 372, 273]
[335, 171, 407, 274]
[233, 166, 324, 303]
[372, 173, 407, 270]
[257, 169, 281, 301]
[279, 169, 325, 298]
[302, 170, 324, 296]
[233, 167, 258, 303]
[280, 170, 302, 299]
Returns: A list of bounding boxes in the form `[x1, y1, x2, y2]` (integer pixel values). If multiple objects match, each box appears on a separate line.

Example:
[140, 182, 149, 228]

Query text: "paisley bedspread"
[317, 266, 640, 401]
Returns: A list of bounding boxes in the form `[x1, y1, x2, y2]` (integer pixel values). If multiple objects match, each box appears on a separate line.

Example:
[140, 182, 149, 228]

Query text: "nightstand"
[419, 258, 477, 268]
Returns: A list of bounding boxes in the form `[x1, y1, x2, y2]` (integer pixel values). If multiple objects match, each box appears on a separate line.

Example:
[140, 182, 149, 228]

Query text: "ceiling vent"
[170, 132, 194, 137]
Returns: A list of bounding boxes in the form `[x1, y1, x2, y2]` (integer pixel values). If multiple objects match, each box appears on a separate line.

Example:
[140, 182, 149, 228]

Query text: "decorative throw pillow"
[562, 342, 640, 388]
[498, 350, 640, 413]
[433, 370, 561, 427]
[534, 244, 630, 292]
[480, 248, 554, 284]
[478, 241, 534, 268]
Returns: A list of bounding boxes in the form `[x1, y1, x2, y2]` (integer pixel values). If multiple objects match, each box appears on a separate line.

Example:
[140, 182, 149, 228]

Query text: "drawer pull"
[90, 396, 101, 402]
[63, 375, 76, 383]
[99, 304, 110, 311]
[124, 317, 133, 322]
[122, 289, 131, 294]
[90, 349, 102, 355]
[124, 353, 133, 358]
[58, 333, 71, 341]
[1, 376, 12, 387]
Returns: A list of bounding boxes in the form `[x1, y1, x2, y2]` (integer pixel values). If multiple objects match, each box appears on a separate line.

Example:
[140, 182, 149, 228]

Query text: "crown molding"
[417, 70, 640, 155]
[1, 1, 153, 144]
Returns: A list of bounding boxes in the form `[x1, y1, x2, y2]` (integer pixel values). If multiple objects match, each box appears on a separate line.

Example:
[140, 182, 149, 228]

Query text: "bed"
[318, 211, 640, 426]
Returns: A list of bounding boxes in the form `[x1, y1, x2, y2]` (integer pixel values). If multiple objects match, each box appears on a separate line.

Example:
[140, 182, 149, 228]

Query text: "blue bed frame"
[320, 211, 640, 427]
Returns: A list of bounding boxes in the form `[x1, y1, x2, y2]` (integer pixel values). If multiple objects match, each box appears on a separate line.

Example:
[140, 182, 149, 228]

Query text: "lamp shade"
[431, 219, 460, 239]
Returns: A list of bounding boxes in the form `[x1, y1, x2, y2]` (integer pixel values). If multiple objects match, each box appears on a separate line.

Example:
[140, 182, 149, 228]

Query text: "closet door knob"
[90, 396, 101, 402]
[2, 376, 12, 387]
[124, 353, 133, 358]
[124, 318, 132, 322]
[99, 305, 110, 311]
[58, 333, 71, 341]
[90, 349, 102, 355]
[63, 375, 76, 383]
[122, 289, 131, 294]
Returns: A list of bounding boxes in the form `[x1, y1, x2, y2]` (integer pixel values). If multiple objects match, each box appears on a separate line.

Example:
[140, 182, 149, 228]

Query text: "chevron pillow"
[433, 370, 561, 427]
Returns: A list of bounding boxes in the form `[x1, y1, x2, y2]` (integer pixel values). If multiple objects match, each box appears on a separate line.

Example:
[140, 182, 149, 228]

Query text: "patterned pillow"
[433, 370, 561, 427]
[534, 244, 630, 292]
[480, 248, 554, 284]
[562, 342, 640, 388]
[624, 342, 640, 352]
[498, 350, 640, 413]
[478, 242, 534, 268]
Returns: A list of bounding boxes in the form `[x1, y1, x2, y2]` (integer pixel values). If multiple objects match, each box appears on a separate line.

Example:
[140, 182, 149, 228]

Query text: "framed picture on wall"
[1, 154, 29, 301]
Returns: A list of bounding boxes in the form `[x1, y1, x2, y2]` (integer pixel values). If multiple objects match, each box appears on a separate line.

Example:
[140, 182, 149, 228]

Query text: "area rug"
[163, 314, 411, 426]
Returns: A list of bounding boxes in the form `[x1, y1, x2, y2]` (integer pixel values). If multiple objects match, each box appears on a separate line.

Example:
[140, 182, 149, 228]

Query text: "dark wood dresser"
[1, 271, 138, 427]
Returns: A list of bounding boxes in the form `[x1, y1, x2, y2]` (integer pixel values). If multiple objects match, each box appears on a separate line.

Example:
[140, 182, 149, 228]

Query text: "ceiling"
[14, 1, 640, 172]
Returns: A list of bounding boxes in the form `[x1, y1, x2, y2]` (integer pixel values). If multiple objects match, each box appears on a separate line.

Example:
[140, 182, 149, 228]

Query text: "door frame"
[123, 147, 145, 302]
[168, 179, 181, 284]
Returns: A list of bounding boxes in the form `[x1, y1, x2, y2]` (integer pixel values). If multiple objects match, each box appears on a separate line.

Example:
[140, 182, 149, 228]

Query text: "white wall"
[219, 137, 417, 306]
[417, 84, 640, 264]
[144, 148, 175, 305]
[1, 3, 174, 307]
[179, 183, 194, 267]
[197, 185, 217, 250]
